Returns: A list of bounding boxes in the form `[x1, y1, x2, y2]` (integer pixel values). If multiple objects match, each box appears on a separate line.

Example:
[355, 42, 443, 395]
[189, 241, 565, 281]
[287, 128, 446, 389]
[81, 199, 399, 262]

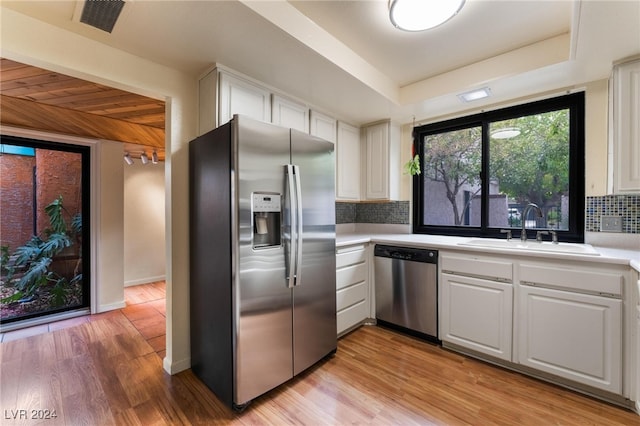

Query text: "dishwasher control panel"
[374, 245, 437, 263]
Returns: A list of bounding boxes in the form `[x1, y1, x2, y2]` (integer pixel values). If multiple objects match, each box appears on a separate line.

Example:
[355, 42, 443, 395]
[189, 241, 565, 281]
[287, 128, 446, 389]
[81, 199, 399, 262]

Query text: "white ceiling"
[2, 0, 639, 126]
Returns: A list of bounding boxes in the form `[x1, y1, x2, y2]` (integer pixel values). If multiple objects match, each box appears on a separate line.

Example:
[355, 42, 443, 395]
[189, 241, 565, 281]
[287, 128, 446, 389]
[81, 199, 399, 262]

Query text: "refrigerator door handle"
[286, 165, 297, 289]
[292, 165, 303, 286]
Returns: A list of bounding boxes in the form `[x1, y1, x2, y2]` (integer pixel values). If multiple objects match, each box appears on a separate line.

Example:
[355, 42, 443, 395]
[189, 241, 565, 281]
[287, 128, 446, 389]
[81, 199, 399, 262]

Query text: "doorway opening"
[0, 135, 90, 326]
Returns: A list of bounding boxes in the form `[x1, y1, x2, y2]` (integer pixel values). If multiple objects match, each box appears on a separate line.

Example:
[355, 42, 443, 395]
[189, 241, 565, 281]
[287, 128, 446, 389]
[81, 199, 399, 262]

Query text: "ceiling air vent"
[80, 0, 126, 33]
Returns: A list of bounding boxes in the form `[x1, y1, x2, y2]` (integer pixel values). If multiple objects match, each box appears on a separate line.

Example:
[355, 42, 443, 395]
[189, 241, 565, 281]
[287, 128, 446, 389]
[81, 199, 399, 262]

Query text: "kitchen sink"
[458, 239, 600, 256]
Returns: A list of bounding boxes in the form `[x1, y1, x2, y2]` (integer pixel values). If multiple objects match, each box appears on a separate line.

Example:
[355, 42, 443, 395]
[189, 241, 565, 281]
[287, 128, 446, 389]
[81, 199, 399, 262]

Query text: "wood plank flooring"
[1, 283, 639, 425]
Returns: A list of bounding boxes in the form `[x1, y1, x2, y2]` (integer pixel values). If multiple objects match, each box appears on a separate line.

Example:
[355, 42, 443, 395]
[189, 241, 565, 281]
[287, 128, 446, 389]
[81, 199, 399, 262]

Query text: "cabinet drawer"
[519, 264, 623, 296]
[337, 281, 367, 311]
[337, 300, 369, 335]
[337, 262, 367, 290]
[441, 254, 513, 282]
[336, 246, 366, 268]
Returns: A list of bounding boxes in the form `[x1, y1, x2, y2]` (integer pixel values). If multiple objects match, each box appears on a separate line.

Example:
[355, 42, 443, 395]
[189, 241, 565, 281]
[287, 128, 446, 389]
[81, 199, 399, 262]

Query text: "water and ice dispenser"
[252, 192, 281, 249]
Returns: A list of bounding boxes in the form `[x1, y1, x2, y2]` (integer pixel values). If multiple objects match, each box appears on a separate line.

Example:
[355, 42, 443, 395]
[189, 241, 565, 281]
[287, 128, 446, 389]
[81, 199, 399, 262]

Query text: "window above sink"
[412, 92, 585, 243]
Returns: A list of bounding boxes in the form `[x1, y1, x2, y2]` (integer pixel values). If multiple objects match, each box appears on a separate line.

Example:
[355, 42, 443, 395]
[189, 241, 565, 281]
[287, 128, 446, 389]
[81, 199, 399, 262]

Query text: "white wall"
[124, 161, 166, 286]
[96, 140, 126, 312]
[1, 6, 196, 374]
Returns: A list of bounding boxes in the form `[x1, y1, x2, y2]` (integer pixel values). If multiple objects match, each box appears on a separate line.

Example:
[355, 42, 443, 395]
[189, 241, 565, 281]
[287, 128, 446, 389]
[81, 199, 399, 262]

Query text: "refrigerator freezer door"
[235, 116, 293, 405]
[290, 129, 338, 375]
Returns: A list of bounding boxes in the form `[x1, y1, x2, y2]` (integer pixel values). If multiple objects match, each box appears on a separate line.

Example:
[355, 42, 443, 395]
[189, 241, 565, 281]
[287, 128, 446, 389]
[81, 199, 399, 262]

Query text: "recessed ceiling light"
[457, 87, 491, 103]
[389, 0, 465, 32]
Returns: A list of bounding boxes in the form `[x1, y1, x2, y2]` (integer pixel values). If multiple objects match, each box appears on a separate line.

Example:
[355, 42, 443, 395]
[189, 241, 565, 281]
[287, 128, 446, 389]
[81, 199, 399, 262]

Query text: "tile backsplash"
[585, 195, 639, 233]
[336, 201, 410, 225]
[338, 196, 639, 234]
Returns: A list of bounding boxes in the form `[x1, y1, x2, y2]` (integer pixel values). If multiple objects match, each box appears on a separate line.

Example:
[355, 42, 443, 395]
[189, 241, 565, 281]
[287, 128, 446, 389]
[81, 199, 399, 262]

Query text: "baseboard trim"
[163, 355, 191, 375]
[124, 275, 166, 287]
[97, 300, 126, 313]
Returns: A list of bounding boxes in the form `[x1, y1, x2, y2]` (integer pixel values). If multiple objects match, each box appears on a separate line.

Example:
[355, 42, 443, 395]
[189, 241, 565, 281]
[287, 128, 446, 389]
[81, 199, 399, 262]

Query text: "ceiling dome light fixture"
[491, 127, 521, 139]
[389, 0, 465, 32]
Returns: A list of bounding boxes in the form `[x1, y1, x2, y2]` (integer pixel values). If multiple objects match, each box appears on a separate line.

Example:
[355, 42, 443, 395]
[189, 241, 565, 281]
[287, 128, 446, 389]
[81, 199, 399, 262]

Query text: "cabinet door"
[518, 285, 622, 394]
[612, 59, 640, 193]
[336, 121, 361, 200]
[310, 110, 337, 144]
[219, 72, 271, 125]
[272, 95, 309, 133]
[441, 273, 513, 361]
[364, 122, 389, 200]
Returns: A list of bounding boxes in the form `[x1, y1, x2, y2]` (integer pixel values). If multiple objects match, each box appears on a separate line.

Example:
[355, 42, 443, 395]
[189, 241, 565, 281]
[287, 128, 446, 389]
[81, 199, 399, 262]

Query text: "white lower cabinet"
[441, 273, 513, 361]
[440, 251, 629, 399]
[336, 244, 370, 336]
[440, 253, 514, 360]
[518, 284, 622, 394]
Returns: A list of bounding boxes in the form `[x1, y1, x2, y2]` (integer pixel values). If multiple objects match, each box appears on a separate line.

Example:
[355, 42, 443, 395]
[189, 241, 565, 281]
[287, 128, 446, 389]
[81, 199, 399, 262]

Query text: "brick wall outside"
[35, 149, 82, 236]
[0, 149, 82, 252]
[0, 154, 35, 251]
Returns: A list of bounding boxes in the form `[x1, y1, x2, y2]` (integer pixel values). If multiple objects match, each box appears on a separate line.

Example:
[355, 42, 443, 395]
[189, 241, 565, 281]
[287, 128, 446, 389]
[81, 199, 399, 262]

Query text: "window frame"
[412, 92, 585, 242]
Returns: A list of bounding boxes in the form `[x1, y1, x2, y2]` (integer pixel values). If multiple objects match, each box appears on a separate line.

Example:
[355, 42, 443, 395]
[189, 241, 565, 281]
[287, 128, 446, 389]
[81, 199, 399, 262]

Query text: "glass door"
[0, 135, 90, 325]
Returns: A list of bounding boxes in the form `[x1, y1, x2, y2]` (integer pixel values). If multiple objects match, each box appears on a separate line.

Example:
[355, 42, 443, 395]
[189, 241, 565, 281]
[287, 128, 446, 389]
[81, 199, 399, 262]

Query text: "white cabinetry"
[219, 71, 271, 126]
[336, 121, 361, 200]
[633, 269, 640, 412]
[440, 253, 513, 361]
[271, 95, 308, 133]
[310, 110, 337, 144]
[336, 244, 370, 336]
[363, 120, 400, 200]
[611, 58, 640, 193]
[518, 263, 623, 394]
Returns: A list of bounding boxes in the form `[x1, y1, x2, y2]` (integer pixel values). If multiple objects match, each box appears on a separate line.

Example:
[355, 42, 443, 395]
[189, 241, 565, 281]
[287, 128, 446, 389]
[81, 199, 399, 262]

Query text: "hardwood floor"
[1, 283, 639, 425]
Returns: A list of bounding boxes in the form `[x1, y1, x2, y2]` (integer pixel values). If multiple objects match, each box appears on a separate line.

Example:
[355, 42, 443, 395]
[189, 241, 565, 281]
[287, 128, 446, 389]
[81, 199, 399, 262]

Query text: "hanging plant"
[404, 137, 421, 176]
[403, 155, 421, 176]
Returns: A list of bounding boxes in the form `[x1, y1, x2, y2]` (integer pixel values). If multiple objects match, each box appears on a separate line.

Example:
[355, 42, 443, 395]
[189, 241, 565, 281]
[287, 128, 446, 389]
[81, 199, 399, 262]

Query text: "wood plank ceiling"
[0, 58, 165, 161]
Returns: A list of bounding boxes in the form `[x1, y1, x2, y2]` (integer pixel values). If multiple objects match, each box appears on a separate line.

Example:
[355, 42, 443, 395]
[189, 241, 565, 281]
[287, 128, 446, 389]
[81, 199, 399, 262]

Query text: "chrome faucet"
[521, 203, 543, 242]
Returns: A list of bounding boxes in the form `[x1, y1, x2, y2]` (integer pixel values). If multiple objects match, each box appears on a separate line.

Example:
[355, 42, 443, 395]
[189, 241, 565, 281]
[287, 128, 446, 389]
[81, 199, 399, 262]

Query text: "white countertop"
[337, 232, 640, 272]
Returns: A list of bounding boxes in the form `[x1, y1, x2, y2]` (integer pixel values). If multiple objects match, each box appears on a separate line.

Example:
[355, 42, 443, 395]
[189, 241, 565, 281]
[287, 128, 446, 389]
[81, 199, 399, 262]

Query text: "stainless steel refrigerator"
[189, 114, 337, 410]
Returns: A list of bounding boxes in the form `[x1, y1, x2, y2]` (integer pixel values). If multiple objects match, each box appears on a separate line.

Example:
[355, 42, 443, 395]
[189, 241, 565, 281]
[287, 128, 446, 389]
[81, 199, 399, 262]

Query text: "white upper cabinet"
[271, 95, 309, 133]
[218, 71, 271, 127]
[310, 110, 337, 144]
[363, 120, 400, 200]
[611, 58, 640, 193]
[336, 121, 361, 200]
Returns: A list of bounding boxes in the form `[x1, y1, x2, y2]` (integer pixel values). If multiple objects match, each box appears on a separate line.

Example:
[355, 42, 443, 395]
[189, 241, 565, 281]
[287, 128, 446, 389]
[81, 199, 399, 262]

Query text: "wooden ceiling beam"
[0, 94, 165, 148]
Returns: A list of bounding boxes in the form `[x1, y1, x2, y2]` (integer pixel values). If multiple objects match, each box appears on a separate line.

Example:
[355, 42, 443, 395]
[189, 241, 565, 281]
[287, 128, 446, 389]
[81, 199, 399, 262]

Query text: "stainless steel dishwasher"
[374, 245, 439, 342]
